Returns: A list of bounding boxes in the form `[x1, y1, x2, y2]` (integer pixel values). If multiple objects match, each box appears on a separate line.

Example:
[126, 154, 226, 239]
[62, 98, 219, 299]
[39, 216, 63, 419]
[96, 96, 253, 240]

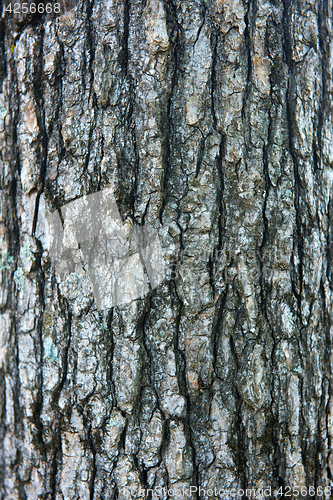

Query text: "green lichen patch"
[20, 242, 33, 266]
[43, 337, 58, 363]
[0, 251, 13, 272]
[13, 267, 24, 290]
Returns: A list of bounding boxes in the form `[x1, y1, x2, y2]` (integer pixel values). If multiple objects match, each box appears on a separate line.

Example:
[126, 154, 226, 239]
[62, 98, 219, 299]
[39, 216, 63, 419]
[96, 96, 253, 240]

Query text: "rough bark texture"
[1, 0, 333, 498]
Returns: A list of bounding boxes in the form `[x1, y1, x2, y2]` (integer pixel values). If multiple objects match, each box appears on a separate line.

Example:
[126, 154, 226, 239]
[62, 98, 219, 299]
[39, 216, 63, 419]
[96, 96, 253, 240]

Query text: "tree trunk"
[1, 0, 333, 498]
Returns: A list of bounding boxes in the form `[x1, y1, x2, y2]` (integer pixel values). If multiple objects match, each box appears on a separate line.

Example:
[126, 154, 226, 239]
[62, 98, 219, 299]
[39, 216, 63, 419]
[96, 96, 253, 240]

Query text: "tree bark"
[1, 0, 333, 498]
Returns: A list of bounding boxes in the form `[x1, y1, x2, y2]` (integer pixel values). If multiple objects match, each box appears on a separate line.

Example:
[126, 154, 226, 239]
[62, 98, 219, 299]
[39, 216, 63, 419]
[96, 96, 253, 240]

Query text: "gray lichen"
[13, 267, 24, 290]
[43, 337, 58, 363]
[20, 242, 33, 266]
[0, 251, 13, 272]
